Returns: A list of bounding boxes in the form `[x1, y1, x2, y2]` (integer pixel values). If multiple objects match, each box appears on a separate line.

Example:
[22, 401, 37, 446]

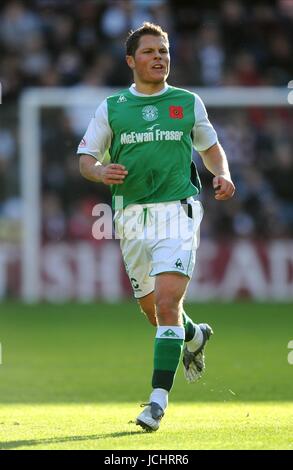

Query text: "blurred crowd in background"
[0, 0, 292, 243]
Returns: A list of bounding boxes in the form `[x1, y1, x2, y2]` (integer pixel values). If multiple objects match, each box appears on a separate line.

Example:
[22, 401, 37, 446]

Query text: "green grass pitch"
[0, 302, 292, 450]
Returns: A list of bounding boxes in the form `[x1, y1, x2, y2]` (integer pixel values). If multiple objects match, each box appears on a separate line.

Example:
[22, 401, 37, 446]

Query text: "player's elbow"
[79, 154, 96, 179]
[199, 142, 219, 158]
[79, 156, 87, 178]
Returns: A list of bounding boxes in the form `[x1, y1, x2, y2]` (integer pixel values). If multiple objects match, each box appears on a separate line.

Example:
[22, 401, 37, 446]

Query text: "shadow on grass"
[0, 431, 143, 450]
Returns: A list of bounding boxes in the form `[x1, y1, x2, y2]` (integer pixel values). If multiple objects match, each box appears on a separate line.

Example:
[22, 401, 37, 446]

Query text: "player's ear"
[126, 55, 135, 70]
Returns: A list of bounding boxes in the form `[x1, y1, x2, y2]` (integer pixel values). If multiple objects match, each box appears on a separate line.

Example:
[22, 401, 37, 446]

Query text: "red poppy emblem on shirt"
[169, 106, 183, 119]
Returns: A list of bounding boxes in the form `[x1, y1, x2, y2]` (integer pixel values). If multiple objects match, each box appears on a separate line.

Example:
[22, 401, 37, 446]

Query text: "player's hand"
[213, 175, 235, 200]
[100, 164, 128, 185]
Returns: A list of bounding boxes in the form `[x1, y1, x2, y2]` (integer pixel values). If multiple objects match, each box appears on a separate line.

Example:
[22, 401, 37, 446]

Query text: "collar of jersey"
[129, 83, 169, 97]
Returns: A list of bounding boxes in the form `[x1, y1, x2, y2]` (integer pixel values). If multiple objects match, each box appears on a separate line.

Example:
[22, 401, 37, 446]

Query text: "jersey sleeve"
[76, 99, 112, 161]
[192, 94, 218, 152]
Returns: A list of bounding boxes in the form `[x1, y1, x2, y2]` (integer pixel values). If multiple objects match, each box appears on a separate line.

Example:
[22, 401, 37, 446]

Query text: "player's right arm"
[77, 99, 127, 185]
[79, 156, 128, 185]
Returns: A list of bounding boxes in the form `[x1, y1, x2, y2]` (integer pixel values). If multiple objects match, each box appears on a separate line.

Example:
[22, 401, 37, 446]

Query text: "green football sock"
[182, 311, 196, 342]
[152, 326, 185, 392]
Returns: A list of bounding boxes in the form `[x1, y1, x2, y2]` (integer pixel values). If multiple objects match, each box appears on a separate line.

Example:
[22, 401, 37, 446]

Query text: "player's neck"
[133, 80, 166, 95]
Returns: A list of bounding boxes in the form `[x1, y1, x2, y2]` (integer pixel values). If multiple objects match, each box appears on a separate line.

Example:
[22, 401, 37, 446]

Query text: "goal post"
[19, 86, 289, 302]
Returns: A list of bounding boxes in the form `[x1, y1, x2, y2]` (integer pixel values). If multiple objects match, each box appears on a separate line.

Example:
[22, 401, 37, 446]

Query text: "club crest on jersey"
[142, 105, 158, 122]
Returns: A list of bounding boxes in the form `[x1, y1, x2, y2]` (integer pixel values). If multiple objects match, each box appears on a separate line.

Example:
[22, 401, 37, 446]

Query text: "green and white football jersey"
[77, 84, 217, 208]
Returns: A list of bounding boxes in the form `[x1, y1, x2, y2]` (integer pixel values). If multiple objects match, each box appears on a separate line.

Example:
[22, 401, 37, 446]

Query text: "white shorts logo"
[142, 105, 158, 122]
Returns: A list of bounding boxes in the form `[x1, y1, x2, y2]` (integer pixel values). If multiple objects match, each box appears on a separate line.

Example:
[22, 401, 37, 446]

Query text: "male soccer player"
[77, 23, 235, 432]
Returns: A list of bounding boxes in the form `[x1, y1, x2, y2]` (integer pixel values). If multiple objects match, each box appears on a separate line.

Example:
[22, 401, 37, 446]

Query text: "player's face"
[127, 35, 170, 85]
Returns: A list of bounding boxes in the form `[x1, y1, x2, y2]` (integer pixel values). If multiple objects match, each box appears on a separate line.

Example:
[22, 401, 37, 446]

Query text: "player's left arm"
[199, 142, 235, 200]
[192, 94, 235, 201]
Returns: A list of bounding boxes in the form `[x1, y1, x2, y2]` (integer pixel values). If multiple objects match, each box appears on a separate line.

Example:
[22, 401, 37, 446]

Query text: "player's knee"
[155, 298, 180, 323]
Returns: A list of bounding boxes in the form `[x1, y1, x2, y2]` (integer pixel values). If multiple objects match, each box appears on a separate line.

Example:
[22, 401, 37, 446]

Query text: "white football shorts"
[114, 197, 204, 298]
